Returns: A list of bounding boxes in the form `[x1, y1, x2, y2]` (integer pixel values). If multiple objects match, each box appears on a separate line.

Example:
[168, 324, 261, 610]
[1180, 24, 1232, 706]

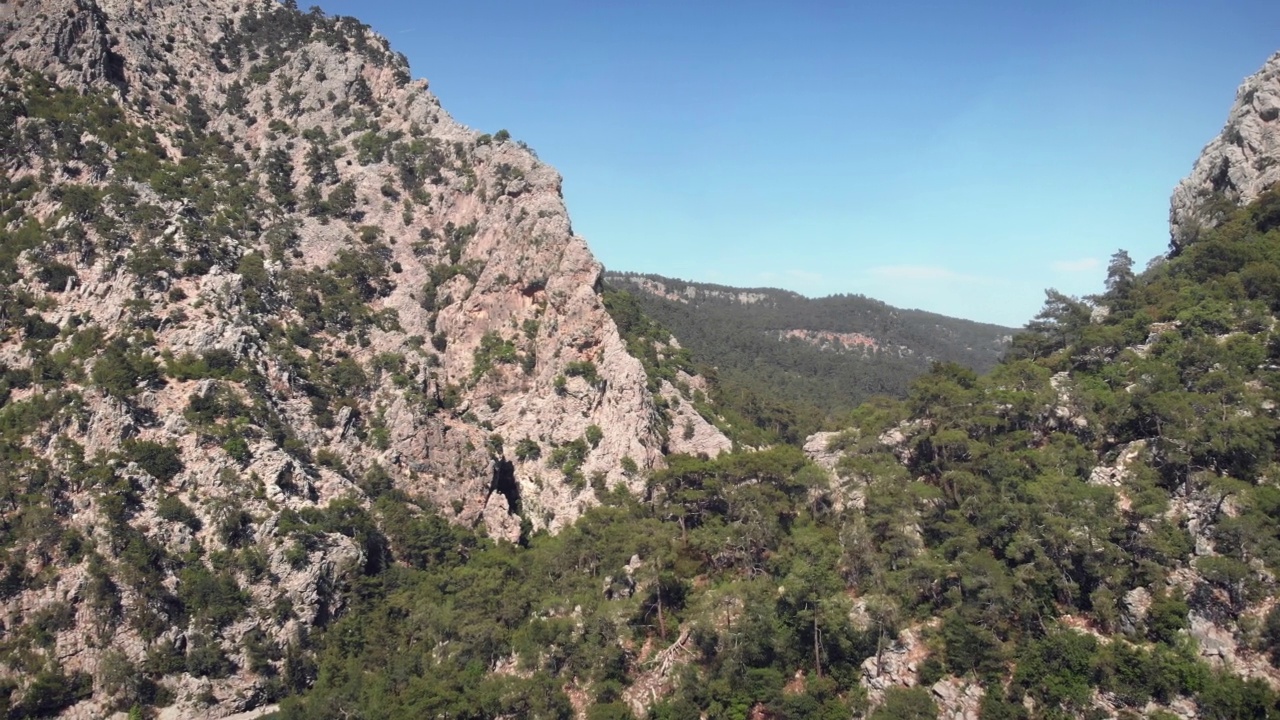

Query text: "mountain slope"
[603, 272, 1012, 442]
[0, 0, 725, 715]
[5, 2, 1280, 719]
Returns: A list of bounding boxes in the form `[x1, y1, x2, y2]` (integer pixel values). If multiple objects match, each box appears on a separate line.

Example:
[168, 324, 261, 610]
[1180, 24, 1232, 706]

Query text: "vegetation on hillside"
[270, 193, 1280, 718]
[0, 21, 521, 715]
[4, 1, 1280, 716]
[602, 275, 1009, 447]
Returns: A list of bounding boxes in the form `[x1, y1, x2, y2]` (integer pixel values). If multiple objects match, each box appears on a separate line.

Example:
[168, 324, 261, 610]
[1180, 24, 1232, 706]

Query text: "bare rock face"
[801, 431, 843, 474]
[931, 677, 984, 720]
[860, 625, 929, 706]
[659, 372, 731, 458]
[0, 0, 726, 714]
[1170, 52, 1280, 249]
[0, 0, 708, 530]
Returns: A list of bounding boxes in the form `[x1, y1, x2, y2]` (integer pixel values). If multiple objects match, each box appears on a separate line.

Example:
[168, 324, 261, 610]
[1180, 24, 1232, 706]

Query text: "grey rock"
[802, 431, 844, 473]
[1120, 587, 1152, 635]
[1170, 52, 1280, 249]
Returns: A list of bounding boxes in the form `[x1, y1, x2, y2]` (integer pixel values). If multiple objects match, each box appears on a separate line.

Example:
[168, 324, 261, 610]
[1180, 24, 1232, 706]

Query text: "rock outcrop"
[859, 625, 928, 705]
[0, 0, 725, 714]
[1170, 52, 1280, 249]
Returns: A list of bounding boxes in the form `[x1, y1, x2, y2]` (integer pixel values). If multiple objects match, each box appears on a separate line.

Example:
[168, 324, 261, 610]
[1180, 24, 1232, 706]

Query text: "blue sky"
[313, 1, 1280, 327]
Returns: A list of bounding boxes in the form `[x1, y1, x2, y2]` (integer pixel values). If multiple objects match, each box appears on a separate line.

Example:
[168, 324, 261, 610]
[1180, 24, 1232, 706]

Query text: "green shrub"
[92, 340, 161, 399]
[549, 438, 589, 477]
[586, 703, 634, 720]
[515, 438, 541, 461]
[185, 634, 234, 678]
[325, 181, 358, 218]
[15, 667, 91, 718]
[36, 261, 76, 291]
[1146, 591, 1189, 644]
[156, 495, 201, 530]
[585, 425, 604, 448]
[222, 436, 252, 465]
[472, 331, 518, 380]
[869, 687, 936, 720]
[565, 360, 600, 384]
[22, 313, 59, 340]
[1013, 631, 1098, 710]
[217, 510, 254, 549]
[178, 564, 248, 628]
[285, 541, 310, 569]
[486, 434, 504, 455]
[166, 349, 241, 380]
[123, 440, 184, 482]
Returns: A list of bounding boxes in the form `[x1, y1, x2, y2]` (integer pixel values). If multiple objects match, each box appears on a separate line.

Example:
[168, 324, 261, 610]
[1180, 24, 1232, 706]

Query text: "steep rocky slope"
[1170, 51, 1280, 249]
[7, 1, 1280, 718]
[0, 0, 724, 715]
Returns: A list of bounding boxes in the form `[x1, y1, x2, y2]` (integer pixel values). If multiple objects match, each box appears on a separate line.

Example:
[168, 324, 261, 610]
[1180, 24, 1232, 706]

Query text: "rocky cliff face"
[1169, 52, 1280, 249]
[0, 0, 723, 715]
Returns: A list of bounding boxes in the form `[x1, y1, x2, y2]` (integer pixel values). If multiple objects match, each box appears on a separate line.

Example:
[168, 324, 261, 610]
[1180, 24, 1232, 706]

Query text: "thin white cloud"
[1052, 258, 1099, 272]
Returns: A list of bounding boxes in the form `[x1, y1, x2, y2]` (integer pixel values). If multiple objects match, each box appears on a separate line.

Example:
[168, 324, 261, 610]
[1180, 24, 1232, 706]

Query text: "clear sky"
[313, 0, 1280, 327]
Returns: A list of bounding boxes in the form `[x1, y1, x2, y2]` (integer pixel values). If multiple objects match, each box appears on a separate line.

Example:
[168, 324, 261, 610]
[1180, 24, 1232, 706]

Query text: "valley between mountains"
[4, 2, 1280, 719]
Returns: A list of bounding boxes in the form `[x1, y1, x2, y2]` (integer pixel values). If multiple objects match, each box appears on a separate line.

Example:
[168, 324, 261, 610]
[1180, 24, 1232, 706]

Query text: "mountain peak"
[1169, 51, 1280, 249]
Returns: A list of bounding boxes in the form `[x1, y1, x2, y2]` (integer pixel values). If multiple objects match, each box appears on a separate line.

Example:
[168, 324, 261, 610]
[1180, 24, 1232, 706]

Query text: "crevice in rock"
[489, 458, 520, 515]
[103, 44, 126, 88]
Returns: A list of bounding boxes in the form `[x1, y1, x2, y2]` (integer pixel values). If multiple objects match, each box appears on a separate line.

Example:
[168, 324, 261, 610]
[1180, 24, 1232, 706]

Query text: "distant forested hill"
[603, 272, 1013, 441]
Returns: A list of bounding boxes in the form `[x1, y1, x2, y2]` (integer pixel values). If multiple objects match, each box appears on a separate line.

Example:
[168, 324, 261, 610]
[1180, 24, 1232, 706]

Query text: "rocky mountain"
[0, 0, 726, 715]
[7, 2, 1280, 719]
[1169, 51, 1280, 249]
[603, 272, 1012, 443]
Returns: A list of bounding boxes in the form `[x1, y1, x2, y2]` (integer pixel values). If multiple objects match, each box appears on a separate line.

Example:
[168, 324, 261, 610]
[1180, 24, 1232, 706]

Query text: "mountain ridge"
[602, 271, 1012, 442]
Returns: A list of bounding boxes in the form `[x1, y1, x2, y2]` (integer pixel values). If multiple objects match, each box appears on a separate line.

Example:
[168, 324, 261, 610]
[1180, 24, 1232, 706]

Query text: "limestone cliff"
[1170, 52, 1280, 249]
[0, 0, 725, 715]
